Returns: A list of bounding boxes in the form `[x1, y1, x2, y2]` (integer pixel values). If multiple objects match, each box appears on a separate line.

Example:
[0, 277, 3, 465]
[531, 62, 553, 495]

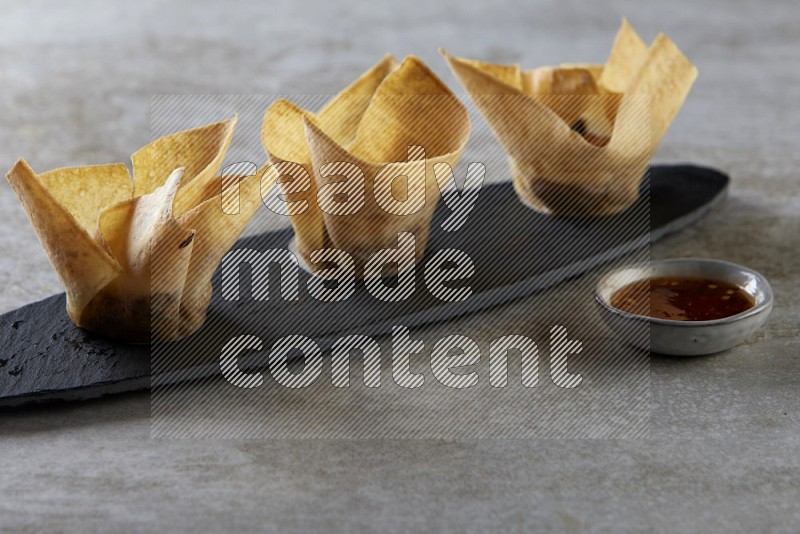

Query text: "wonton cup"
[6, 118, 273, 343]
[262, 55, 470, 277]
[442, 19, 698, 216]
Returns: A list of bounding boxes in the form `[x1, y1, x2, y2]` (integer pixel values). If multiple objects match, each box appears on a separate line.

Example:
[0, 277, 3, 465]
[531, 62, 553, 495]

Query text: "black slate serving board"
[0, 165, 728, 407]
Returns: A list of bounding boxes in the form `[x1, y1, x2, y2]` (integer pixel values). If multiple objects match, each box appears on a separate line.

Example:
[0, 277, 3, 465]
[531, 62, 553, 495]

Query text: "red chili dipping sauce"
[610, 277, 754, 321]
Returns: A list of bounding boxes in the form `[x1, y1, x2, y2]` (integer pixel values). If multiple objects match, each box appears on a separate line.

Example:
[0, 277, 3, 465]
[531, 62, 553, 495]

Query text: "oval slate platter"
[0, 164, 728, 407]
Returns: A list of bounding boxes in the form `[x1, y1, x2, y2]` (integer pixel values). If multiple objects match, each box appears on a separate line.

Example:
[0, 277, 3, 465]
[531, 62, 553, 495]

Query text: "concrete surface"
[1, 0, 799, 531]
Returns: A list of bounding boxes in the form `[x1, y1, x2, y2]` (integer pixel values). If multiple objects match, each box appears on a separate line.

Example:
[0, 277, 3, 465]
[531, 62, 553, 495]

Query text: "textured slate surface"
[0, 164, 727, 406]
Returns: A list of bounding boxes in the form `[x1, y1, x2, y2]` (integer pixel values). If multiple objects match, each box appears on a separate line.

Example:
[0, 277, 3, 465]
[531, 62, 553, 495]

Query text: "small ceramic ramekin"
[595, 258, 773, 356]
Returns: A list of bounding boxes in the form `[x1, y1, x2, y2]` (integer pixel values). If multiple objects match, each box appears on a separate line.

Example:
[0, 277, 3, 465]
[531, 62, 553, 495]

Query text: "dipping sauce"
[610, 277, 754, 321]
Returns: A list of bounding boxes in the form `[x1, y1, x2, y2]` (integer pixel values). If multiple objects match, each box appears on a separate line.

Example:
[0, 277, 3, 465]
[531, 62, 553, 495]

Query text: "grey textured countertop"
[1, 0, 798, 532]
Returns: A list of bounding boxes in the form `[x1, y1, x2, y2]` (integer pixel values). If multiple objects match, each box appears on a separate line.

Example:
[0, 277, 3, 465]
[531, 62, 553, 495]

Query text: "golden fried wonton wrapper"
[6, 118, 276, 342]
[262, 55, 470, 275]
[442, 18, 698, 216]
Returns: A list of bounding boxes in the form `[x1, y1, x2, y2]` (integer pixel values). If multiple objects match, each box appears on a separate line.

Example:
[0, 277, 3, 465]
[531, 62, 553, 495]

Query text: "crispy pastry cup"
[7, 118, 276, 342]
[442, 19, 698, 216]
[262, 55, 471, 276]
